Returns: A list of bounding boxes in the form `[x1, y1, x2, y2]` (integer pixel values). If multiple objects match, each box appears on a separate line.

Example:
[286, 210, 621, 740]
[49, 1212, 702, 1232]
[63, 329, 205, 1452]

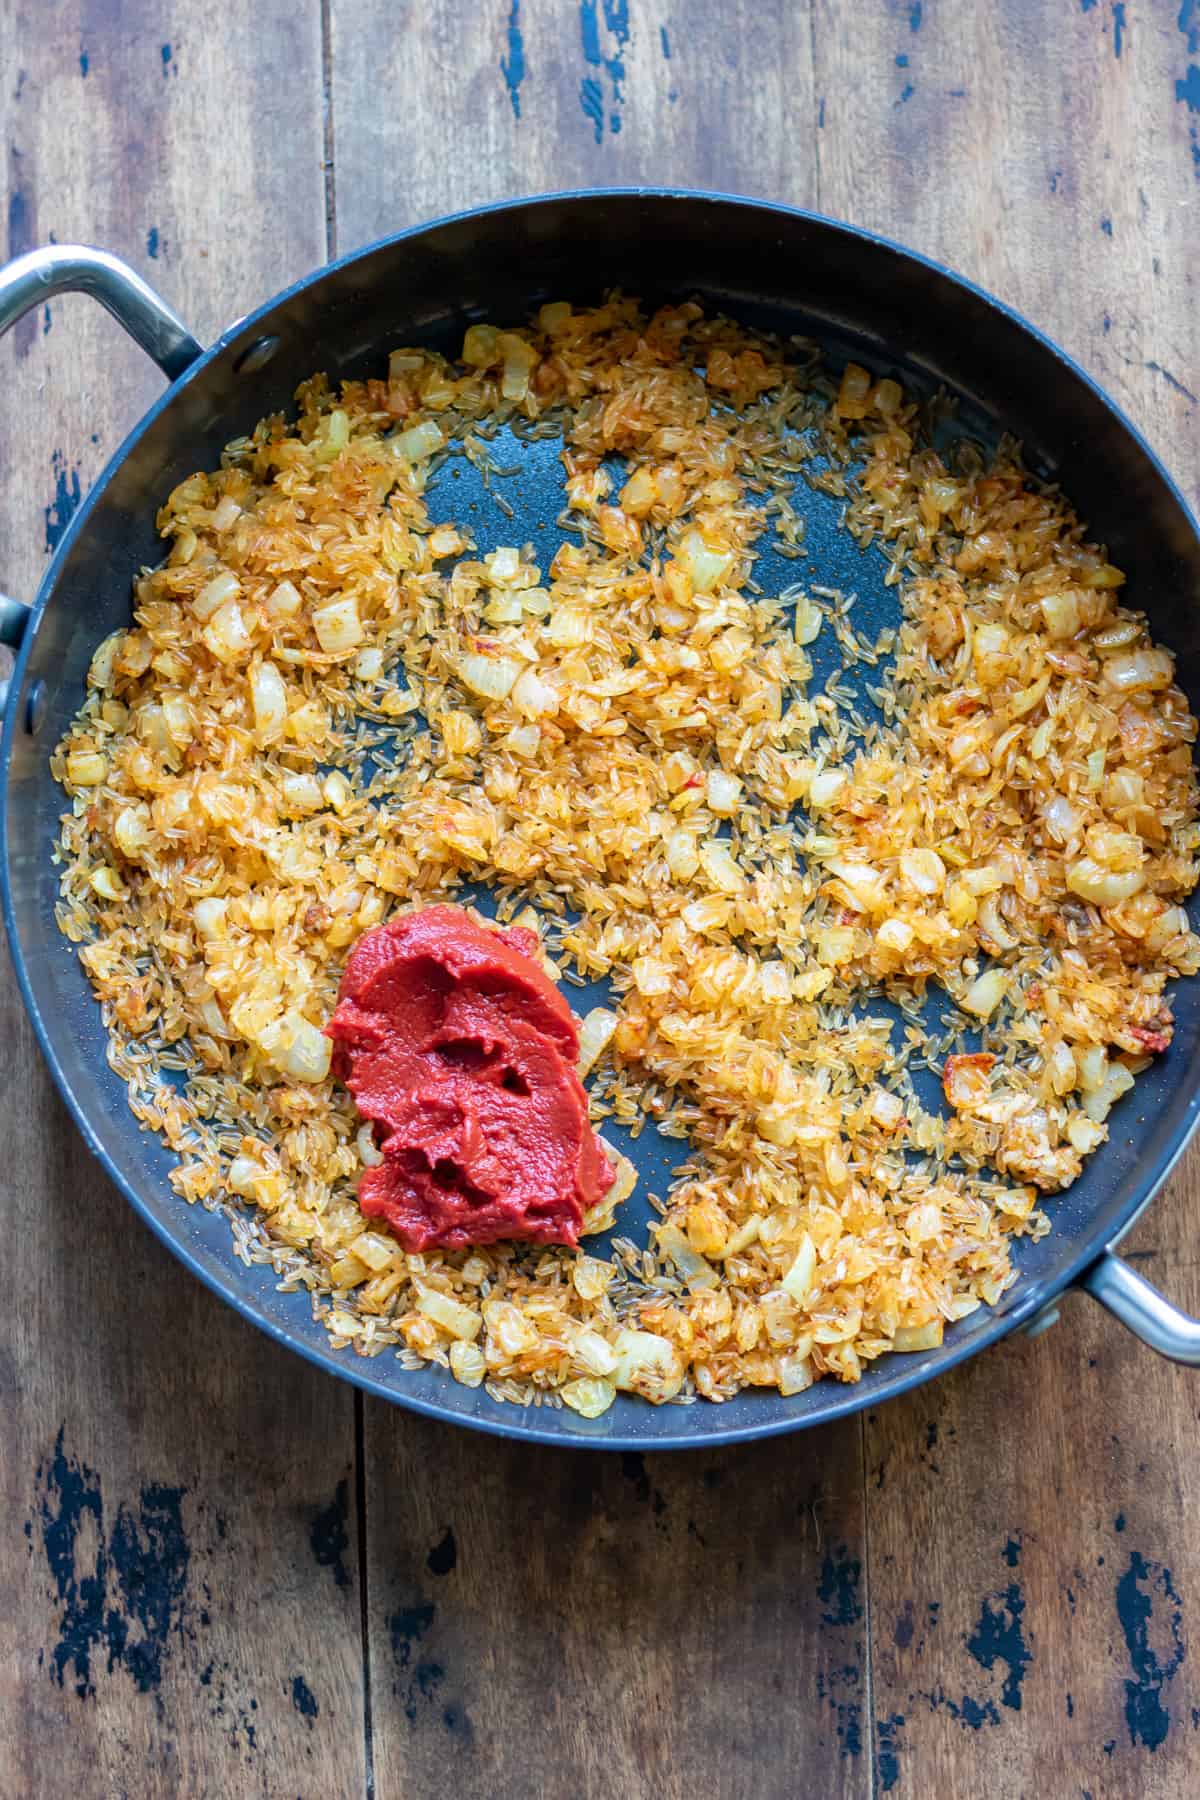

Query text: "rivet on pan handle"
[1081, 1251, 1200, 1363]
[0, 244, 205, 710]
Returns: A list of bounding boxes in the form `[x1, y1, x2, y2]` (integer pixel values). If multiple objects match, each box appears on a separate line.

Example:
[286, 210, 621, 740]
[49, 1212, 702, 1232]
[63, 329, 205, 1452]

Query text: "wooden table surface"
[1, 3, 1199, 1795]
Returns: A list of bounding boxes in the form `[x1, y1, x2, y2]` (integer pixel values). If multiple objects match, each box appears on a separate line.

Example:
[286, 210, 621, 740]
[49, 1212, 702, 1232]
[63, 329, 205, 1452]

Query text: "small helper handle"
[0, 245, 204, 695]
[1081, 1251, 1200, 1364]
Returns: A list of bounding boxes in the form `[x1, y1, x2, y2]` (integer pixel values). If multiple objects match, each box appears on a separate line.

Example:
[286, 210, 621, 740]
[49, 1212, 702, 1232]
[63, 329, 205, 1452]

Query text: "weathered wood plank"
[333, 7, 870, 1796]
[812, 2, 1200, 1793]
[365, 1416, 868, 1800]
[0, 8, 367, 1796]
[330, 0, 818, 250]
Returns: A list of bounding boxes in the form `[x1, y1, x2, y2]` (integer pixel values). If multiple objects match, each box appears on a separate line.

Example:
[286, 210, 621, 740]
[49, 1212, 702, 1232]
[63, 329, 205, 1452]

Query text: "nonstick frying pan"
[3, 190, 1200, 1450]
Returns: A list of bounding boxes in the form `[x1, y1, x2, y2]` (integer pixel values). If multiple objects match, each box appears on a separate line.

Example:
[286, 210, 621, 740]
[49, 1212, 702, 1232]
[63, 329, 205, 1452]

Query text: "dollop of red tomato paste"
[327, 906, 615, 1251]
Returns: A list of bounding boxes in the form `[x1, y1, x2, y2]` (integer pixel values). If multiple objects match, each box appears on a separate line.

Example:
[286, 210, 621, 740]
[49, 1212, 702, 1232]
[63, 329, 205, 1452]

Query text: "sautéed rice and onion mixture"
[52, 298, 1200, 1414]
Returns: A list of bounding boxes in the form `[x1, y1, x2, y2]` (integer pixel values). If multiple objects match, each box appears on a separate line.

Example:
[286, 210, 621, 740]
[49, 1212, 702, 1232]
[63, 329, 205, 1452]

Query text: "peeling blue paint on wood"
[500, 1, 525, 120]
[31, 1427, 190, 1699]
[579, 0, 629, 142]
[1116, 1551, 1185, 1750]
[45, 451, 82, 553]
[965, 1582, 1032, 1711]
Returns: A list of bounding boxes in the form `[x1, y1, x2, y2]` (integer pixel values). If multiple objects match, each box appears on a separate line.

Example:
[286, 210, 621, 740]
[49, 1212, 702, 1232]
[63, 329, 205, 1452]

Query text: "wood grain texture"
[812, 2, 1200, 1793]
[364, 1415, 868, 1800]
[0, 8, 366, 1798]
[3, 1, 1200, 1796]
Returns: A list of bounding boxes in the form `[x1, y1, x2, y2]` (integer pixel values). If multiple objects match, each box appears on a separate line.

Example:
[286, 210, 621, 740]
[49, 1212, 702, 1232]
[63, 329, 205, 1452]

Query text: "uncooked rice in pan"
[52, 296, 1200, 1415]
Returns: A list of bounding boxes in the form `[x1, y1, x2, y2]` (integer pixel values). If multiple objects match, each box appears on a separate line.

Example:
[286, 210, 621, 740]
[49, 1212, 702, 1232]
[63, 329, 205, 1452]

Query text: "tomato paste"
[328, 906, 615, 1250]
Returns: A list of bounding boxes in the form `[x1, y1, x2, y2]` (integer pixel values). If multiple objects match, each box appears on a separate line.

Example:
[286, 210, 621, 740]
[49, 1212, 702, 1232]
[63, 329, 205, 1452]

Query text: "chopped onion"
[250, 660, 287, 744]
[257, 1010, 332, 1083]
[456, 648, 521, 701]
[677, 529, 732, 594]
[577, 1006, 619, 1077]
[892, 1320, 944, 1352]
[415, 1283, 482, 1341]
[706, 768, 742, 816]
[698, 839, 745, 893]
[962, 968, 1009, 1018]
[561, 1377, 616, 1418]
[393, 419, 444, 462]
[611, 1329, 684, 1403]
[193, 570, 240, 621]
[780, 1234, 817, 1305]
[313, 594, 363, 656]
[1066, 857, 1145, 905]
[66, 750, 107, 788]
[1102, 649, 1173, 693]
[511, 665, 558, 718]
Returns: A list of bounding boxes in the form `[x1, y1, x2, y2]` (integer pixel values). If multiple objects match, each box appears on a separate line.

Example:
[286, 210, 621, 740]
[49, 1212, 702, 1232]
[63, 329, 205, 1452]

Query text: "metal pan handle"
[1081, 1251, 1200, 1363]
[0, 244, 204, 702]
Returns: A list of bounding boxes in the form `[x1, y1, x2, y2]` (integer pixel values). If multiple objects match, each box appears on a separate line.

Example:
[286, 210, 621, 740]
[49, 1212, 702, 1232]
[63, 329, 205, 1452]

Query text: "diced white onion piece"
[313, 594, 363, 656]
[962, 968, 1009, 1018]
[780, 1234, 817, 1305]
[415, 1283, 482, 1341]
[228, 1154, 265, 1200]
[656, 1224, 719, 1291]
[1066, 858, 1145, 905]
[250, 660, 287, 744]
[323, 771, 353, 814]
[778, 1353, 815, 1396]
[88, 632, 123, 690]
[877, 918, 914, 953]
[1048, 1040, 1077, 1095]
[1044, 795, 1080, 845]
[1067, 1113, 1106, 1152]
[665, 829, 700, 880]
[462, 324, 500, 368]
[572, 1255, 614, 1301]
[760, 961, 792, 1004]
[266, 579, 303, 620]
[511, 665, 558, 718]
[677, 529, 733, 594]
[899, 848, 945, 895]
[457, 648, 521, 701]
[393, 419, 444, 464]
[706, 769, 742, 816]
[577, 1007, 619, 1077]
[808, 769, 846, 810]
[698, 839, 745, 893]
[113, 804, 152, 859]
[503, 723, 541, 758]
[1102, 649, 1173, 693]
[449, 1340, 487, 1386]
[280, 771, 323, 815]
[193, 570, 240, 621]
[498, 333, 539, 400]
[356, 1122, 384, 1167]
[1082, 1062, 1135, 1123]
[561, 1377, 616, 1418]
[871, 1089, 905, 1130]
[202, 598, 253, 664]
[89, 866, 127, 901]
[611, 1328, 684, 1403]
[892, 1320, 944, 1352]
[193, 896, 228, 940]
[573, 1329, 618, 1376]
[257, 1010, 332, 1083]
[1039, 591, 1080, 639]
[212, 495, 242, 532]
[482, 1298, 539, 1356]
[354, 646, 384, 681]
[351, 1231, 395, 1272]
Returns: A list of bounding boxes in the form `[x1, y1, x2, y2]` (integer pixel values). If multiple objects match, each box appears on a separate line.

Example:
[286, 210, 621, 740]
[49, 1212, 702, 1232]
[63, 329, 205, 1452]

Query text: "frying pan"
[2, 190, 1199, 1451]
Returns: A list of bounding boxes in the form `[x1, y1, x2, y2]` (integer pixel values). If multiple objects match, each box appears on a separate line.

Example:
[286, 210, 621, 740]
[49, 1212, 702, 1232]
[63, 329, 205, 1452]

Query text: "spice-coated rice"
[53, 297, 1200, 1412]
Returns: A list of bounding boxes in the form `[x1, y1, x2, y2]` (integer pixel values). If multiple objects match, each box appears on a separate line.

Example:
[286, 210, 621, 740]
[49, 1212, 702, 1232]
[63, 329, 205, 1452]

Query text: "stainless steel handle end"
[1081, 1251, 1200, 1364]
[0, 244, 202, 379]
